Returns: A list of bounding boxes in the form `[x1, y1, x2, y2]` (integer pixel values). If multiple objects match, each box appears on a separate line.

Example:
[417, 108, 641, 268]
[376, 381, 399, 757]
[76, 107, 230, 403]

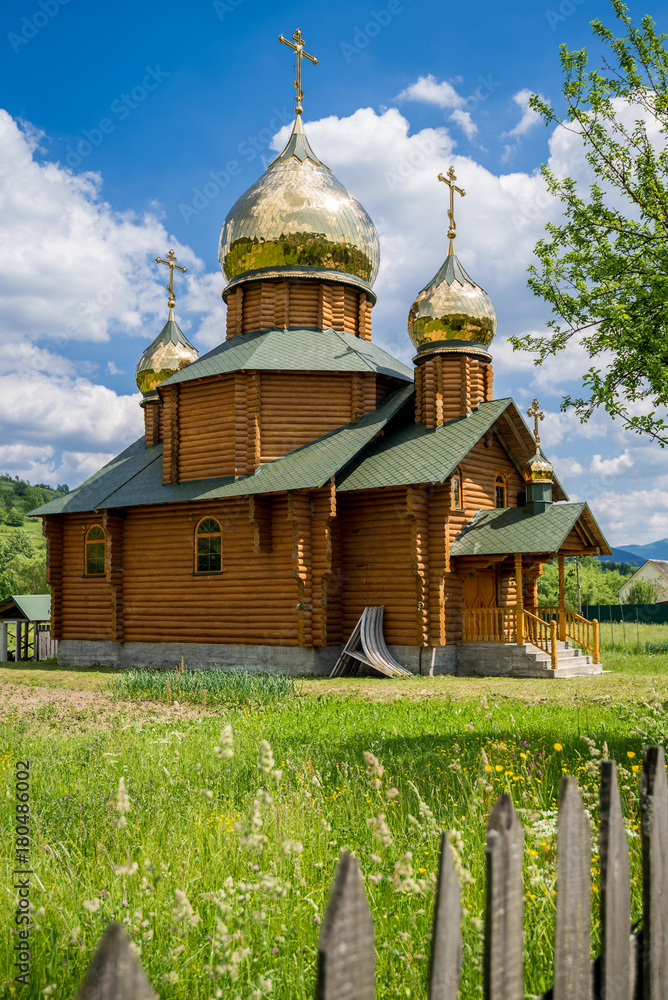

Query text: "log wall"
[60, 514, 112, 641]
[338, 488, 420, 647]
[143, 400, 163, 447]
[225, 280, 373, 340]
[415, 355, 493, 426]
[43, 516, 63, 641]
[177, 379, 235, 482]
[119, 499, 300, 646]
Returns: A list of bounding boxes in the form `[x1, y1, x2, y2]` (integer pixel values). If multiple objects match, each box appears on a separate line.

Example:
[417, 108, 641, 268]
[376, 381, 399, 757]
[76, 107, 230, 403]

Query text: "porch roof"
[450, 502, 612, 557]
[0, 594, 51, 622]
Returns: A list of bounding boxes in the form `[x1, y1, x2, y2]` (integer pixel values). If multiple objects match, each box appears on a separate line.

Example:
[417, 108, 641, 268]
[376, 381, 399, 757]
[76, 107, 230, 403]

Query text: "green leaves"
[511, 2, 668, 444]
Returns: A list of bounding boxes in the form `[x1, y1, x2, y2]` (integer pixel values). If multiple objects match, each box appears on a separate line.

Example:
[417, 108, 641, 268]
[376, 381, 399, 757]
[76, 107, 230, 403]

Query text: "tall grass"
[104, 666, 299, 707]
[1, 692, 664, 999]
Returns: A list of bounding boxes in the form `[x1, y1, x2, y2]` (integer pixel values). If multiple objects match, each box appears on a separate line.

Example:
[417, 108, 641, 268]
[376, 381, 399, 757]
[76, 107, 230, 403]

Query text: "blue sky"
[0, 0, 666, 544]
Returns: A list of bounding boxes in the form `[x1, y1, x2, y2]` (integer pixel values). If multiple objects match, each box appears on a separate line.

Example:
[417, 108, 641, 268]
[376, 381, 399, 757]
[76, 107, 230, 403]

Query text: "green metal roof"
[0, 594, 51, 621]
[337, 398, 569, 497]
[159, 327, 413, 387]
[449, 502, 610, 556]
[29, 385, 414, 515]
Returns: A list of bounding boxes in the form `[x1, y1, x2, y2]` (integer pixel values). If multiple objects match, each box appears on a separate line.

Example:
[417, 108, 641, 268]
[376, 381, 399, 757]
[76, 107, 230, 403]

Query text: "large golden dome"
[136, 314, 199, 395]
[408, 247, 498, 353]
[219, 116, 380, 287]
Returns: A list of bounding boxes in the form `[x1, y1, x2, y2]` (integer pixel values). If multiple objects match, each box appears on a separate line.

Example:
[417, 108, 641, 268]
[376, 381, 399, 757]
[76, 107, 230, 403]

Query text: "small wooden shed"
[0, 594, 56, 662]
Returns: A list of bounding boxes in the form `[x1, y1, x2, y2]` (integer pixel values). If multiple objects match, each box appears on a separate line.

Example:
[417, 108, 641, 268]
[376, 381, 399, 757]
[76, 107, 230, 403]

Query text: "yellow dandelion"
[554, 743, 563, 752]
[627, 751, 636, 759]
[495, 765, 504, 772]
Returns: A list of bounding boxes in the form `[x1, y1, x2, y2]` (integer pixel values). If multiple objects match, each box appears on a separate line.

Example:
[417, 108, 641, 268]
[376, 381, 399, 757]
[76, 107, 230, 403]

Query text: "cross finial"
[527, 398, 544, 448]
[155, 249, 187, 317]
[437, 166, 466, 255]
[278, 28, 318, 116]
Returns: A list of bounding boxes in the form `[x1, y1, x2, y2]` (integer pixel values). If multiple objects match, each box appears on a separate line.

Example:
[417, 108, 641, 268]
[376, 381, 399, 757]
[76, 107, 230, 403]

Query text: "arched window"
[195, 518, 222, 573]
[495, 474, 507, 509]
[452, 467, 463, 509]
[85, 525, 106, 576]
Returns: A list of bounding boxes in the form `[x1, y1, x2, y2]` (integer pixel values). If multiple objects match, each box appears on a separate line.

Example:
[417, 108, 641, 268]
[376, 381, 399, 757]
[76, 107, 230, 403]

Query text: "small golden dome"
[524, 451, 554, 483]
[219, 116, 380, 287]
[408, 248, 497, 353]
[136, 315, 199, 395]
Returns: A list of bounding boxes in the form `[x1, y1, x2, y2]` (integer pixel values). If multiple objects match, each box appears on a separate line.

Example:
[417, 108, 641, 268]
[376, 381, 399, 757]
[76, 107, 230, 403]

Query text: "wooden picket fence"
[74, 747, 668, 1000]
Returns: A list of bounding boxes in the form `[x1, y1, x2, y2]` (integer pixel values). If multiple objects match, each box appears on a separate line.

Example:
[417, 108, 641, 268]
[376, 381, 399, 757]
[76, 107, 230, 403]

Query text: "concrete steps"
[457, 640, 602, 678]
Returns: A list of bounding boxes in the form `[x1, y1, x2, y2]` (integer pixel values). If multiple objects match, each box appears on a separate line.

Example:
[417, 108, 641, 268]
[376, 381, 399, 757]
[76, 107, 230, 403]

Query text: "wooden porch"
[460, 553, 601, 668]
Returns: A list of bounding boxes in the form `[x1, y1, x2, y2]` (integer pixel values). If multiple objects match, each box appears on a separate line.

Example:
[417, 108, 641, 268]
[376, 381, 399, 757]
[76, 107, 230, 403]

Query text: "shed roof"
[449, 503, 611, 557]
[0, 594, 51, 621]
[159, 326, 414, 387]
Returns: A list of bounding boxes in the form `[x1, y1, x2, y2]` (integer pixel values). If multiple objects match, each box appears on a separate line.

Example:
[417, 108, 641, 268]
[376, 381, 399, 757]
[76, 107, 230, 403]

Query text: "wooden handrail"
[463, 606, 600, 665]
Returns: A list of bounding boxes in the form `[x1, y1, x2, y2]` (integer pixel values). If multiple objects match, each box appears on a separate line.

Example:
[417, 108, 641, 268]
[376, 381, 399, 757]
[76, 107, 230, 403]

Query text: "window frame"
[452, 467, 463, 510]
[495, 474, 507, 509]
[194, 516, 223, 575]
[84, 524, 106, 577]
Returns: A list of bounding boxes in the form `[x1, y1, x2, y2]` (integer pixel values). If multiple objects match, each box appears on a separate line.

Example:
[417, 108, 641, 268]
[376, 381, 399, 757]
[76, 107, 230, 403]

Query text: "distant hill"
[599, 537, 668, 567]
[0, 474, 67, 527]
[599, 546, 644, 566]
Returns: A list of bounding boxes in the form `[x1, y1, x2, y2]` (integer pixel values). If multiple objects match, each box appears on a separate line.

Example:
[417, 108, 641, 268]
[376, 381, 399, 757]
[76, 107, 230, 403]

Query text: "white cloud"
[396, 74, 465, 110]
[502, 88, 544, 140]
[586, 490, 668, 546]
[394, 74, 478, 138]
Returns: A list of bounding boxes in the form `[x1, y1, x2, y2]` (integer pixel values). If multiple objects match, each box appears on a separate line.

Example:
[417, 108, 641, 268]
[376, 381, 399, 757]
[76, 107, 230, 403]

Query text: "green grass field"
[0, 648, 666, 999]
[0, 518, 45, 550]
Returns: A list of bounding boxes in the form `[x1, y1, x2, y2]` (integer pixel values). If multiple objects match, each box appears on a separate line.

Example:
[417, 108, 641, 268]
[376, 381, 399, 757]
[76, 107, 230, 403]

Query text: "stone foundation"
[56, 639, 457, 676]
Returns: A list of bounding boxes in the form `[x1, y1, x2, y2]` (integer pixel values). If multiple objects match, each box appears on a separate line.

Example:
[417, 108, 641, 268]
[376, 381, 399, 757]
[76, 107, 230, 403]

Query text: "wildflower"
[42, 987, 57, 997]
[162, 972, 179, 984]
[258, 740, 283, 781]
[495, 765, 504, 773]
[112, 862, 138, 877]
[554, 743, 563, 752]
[368, 813, 393, 847]
[282, 839, 304, 854]
[172, 889, 200, 932]
[363, 751, 385, 790]
[627, 751, 636, 759]
[82, 899, 101, 913]
[214, 725, 234, 760]
[386, 787, 399, 800]
[200, 789, 214, 800]
[111, 776, 131, 829]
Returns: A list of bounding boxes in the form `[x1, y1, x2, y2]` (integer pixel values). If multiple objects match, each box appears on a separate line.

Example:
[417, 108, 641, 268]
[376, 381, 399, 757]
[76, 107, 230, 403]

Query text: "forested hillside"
[0, 475, 67, 599]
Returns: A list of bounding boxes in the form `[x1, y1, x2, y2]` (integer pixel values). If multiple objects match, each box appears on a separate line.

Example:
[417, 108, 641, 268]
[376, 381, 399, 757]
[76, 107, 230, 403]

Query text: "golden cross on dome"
[438, 166, 466, 248]
[527, 398, 545, 448]
[278, 28, 318, 116]
[155, 249, 187, 311]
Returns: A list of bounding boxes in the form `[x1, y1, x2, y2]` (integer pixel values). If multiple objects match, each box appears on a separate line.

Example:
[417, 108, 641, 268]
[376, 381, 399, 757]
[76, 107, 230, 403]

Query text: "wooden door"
[462, 570, 497, 608]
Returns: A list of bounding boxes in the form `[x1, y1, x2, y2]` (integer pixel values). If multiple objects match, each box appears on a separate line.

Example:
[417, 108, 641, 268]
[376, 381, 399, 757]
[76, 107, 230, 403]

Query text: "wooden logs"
[103, 509, 125, 643]
[225, 279, 375, 338]
[44, 516, 64, 640]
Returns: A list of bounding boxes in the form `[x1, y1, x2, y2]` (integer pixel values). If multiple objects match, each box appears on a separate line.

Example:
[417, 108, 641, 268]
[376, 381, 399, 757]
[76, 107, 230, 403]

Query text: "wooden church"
[32, 31, 610, 677]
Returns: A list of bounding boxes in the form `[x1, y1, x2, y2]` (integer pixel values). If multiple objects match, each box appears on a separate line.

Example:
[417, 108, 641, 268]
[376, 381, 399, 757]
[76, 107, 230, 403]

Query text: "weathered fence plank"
[641, 746, 668, 1000]
[317, 850, 375, 1000]
[599, 760, 631, 1000]
[554, 777, 592, 1000]
[74, 921, 157, 1000]
[483, 794, 524, 1000]
[429, 831, 462, 1000]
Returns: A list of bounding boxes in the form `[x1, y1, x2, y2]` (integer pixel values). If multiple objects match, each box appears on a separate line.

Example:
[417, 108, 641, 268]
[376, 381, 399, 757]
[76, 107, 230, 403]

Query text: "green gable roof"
[336, 398, 567, 498]
[0, 594, 51, 621]
[29, 385, 414, 516]
[159, 327, 413, 387]
[449, 502, 611, 556]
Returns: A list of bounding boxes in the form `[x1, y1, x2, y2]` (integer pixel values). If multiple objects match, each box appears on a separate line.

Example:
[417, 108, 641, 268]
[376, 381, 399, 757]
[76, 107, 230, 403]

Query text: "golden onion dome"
[408, 246, 498, 354]
[136, 313, 199, 396]
[219, 116, 380, 288]
[523, 451, 554, 483]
